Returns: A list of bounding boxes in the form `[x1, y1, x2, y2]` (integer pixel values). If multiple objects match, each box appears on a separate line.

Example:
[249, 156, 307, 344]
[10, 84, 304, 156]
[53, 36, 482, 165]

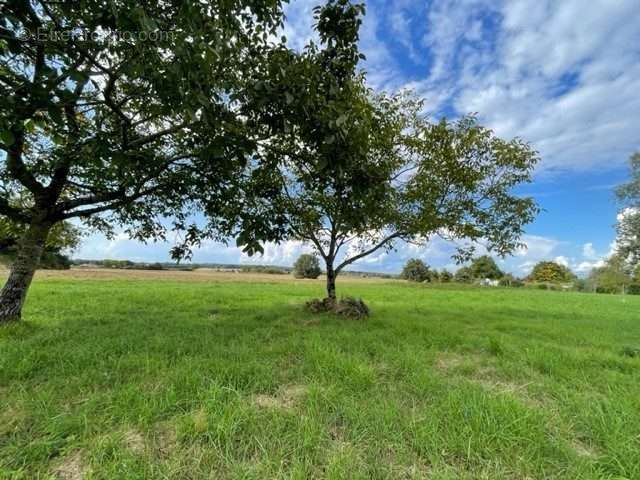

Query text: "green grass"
[1, 276, 639, 479]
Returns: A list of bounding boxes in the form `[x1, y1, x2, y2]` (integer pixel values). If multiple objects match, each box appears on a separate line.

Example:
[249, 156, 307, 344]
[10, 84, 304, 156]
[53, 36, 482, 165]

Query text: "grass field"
[1, 269, 639, 479]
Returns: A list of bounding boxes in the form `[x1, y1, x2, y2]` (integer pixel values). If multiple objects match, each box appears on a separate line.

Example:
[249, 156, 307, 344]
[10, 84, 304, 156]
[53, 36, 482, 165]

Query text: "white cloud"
[379, 0, 640, 173]
[582, 243, 597, 260]
[553, 255, 569, 268]
[576, 260, 606, 274]
[240, 240, 314, 266]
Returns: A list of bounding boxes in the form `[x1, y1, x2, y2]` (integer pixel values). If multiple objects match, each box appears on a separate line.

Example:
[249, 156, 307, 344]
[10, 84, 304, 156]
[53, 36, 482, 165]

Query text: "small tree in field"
[528, 261, 576, 283]
[264, 95, 538, 300]
[401, 258, 431, 282]
[440, 269, 453, 283]
[586, 255, 631, 294]
[236, 1, 538, 302]
[293, 254, 322, 279]
[469, 255, 503, 280]
[0, 1, 289, 323]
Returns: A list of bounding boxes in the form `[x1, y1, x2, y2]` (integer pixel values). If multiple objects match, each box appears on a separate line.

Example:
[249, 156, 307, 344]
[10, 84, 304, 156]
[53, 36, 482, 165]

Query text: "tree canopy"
[469, 255, 503, 280]
[293, 254, 322, 279]
[528, 261, 576, 283]
[401, 258, 432, 283]
[260, 86, 539, 299]
[0, 0, 289, 322]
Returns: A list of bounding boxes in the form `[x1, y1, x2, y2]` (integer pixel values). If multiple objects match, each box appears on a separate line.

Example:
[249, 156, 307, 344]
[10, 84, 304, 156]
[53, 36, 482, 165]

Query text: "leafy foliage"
[401, 258, 432, 282]
[439, 269, 453, 283]
[469, 255, 503, 280]
[293, 254, 322, 279]
[528, 261, 576, 283]
[586, 255, 632, 294]
[0, 0, 288, 257]
[1, 216, 80, 269]
[615, 153, 640, 273]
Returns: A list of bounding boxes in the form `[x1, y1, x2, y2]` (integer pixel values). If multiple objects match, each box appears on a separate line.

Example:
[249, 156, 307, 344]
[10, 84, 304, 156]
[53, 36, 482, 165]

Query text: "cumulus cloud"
[374, 0, 640, 173]
[582, 243, 597, 260]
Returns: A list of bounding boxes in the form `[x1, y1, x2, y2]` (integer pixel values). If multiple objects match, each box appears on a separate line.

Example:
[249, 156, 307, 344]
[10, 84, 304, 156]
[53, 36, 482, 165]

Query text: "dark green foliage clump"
[293, 254, 322, 279]
[439, 269, 453, 282]
[401, 258, 432, 282]
[470, 255, 503, 280]
[627, 283, 640, 295]
[621, 346, 640, 358]
[454, 266, 474, 283]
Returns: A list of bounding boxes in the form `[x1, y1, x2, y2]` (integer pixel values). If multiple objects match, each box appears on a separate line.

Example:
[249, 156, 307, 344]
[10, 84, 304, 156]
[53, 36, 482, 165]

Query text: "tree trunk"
[0, 220, 51, 324]
[326, 264, 337, 301]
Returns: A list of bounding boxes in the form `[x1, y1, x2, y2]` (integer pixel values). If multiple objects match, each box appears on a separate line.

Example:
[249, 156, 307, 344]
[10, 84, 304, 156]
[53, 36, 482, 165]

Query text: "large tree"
[615, 152, 640, 273]
[0, 0, 287, 322]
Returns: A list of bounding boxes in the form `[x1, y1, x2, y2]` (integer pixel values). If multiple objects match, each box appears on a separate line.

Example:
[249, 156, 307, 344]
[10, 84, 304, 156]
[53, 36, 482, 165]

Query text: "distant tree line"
[400, 255, 640, 294]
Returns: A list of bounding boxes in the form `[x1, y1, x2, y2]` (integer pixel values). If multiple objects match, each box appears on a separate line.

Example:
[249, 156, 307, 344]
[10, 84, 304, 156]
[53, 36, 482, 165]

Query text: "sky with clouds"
[75, 0, 640, 276]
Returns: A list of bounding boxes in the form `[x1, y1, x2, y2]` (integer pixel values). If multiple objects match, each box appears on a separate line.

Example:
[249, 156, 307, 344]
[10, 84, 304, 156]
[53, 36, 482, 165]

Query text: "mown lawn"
[1, 271, 639, 479]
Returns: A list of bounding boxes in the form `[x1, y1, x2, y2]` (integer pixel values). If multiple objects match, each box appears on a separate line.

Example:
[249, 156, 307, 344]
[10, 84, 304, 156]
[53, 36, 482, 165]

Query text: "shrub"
[293, 254, 322, 279]
[401, 258, 431, 282]
[627, 283, 640, 295]
[454, 266, 474, 283]
[440, 269, 453, 283]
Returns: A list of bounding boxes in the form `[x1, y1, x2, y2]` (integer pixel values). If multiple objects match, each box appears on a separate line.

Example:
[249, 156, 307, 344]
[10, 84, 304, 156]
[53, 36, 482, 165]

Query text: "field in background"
[0, 267, 400, 284]
[1, 272, 639, 479]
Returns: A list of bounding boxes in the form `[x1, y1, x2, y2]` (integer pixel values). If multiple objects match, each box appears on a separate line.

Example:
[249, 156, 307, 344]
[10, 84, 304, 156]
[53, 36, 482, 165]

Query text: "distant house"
[478, 278, 500, 287]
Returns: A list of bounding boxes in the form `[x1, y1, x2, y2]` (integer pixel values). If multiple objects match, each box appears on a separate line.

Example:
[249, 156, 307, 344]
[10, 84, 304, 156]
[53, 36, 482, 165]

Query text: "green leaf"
[0, 130, 15, 146]
[285, 92, 294, 105]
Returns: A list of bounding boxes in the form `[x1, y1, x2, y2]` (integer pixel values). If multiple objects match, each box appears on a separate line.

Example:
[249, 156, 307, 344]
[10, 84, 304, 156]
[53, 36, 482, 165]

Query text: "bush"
[440, 269, 453, 283]
[627, 283, 640, 295]
[454, 266, 473, 283]
[293, 254, 322, 279]
[401, 258, 431, 282]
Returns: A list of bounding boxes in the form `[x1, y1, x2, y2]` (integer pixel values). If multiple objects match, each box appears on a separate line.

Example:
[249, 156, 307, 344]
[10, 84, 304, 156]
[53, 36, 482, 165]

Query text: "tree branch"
[335, 231, 402, 274]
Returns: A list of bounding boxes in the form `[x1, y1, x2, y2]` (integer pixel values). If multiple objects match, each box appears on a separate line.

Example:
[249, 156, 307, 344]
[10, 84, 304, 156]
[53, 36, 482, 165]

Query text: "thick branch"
[5, 134, 45, 195]
[335, 231, 402, 274]
[0, 197, 30, 223]
[59, 185, 161, 220]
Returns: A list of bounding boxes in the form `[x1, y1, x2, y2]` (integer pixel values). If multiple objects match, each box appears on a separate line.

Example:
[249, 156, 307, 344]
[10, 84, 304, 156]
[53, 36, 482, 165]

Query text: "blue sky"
[76, 0, 640, 276]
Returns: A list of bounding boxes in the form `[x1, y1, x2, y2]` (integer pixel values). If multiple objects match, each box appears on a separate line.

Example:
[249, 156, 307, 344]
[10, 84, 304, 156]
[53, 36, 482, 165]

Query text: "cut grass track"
[1, 271, 639, 479]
